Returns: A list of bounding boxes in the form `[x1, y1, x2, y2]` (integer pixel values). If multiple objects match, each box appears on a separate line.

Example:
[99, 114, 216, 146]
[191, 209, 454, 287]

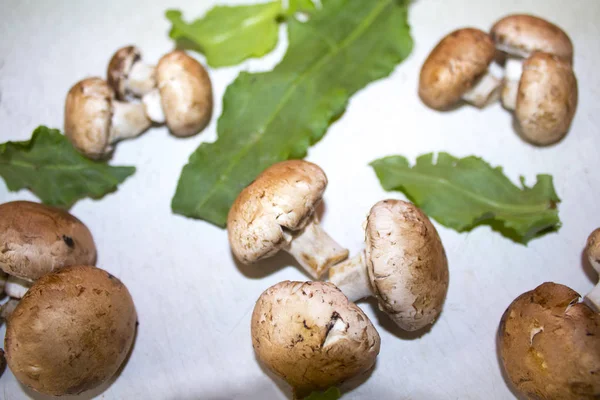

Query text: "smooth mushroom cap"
[365, 200, 449, 331]
[499, 282, 600, 400]
[491, 14, 573, 62]
[419, 28, 496, 110]
[107, 46, 141, 100]
[0, 201, 96, 281]
[64, 77, 113, 159]
[252, 281, 380, 396]
[516, 52, 578, 146]
[155, 50, 213, 137]
[5, 265, 137, 396]
[587, 228, 600, 271]
[228, 160, 327, 263]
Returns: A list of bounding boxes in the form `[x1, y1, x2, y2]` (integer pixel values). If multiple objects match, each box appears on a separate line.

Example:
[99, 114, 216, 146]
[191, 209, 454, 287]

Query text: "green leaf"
[172, 0, 413, 227]
[166, 1, 283, 68]
[370, 153, 561, 244]
[287, 0, 316, 15]
[0, 126, 135, 208]
[304, 387, 342, 400]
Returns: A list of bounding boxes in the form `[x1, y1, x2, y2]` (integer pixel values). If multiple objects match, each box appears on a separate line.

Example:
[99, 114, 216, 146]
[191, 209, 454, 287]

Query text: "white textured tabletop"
[1, 0, 599, 399]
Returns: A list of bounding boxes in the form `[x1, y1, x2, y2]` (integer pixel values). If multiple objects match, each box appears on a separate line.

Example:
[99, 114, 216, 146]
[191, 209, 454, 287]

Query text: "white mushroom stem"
[284, 216, 349, 279]
[461, 71, 501, 107]
[142, 88, 166, 124]
[501, 58, 524, 110]
[328, 252, 372, 302]
[110, 100, 152, 142]
[4, 276, 32, 299]
[127, 61, 156, 98]
[585, 257, 600, 313]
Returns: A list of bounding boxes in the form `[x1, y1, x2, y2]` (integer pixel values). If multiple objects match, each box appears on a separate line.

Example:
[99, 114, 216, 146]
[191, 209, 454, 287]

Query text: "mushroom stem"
[501, 58, 523, 110]
[461, 71, 501, 107]
[585, 284, 600, 313]
[284, 216, 349, 279]
[127, 61, 156, 98]
[4, 276, 31, 299]
[0, 299, 19, 320]
[110, 101, 152, 142]
[0, 271, 7, 294]
[142, 88, 166, 124]
[328, 252, 371, 302]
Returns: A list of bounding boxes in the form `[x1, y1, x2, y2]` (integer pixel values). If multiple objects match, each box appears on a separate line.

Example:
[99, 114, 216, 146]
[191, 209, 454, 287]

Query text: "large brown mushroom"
[251, 281, 380, 398]
[5, 265, 137, 396]
[329, 200, 449, 331]
[499, 282, 600, 399]
[585, 228, 600, 312]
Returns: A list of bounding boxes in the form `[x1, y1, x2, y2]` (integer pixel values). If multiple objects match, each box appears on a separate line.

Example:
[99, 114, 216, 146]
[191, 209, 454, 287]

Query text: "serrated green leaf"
[172, 0, 413, 227]
[304, 387, 342, 400]
[166, 1, 283, 68]
[370, 153, 561, 244]
[0, 126, 135, 208]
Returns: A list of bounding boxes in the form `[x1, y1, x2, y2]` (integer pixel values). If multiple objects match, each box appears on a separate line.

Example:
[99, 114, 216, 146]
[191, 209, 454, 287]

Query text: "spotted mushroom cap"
[365, 200, 449, 331]
[251, 281, 380, 396]
[227, 160, 327, 264]
[0, 201, 96, 281]
[499, 282, 600, 400]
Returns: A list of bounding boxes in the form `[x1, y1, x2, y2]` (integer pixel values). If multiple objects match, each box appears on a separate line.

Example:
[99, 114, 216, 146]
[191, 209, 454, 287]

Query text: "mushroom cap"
[491, 14, 573, 62]
[107, 45, 141, 101]
[364, 200, 449, 331]
[0, 201, 96, 281]
[516, 52, 578, 146]
[499, 282, 600, 400]
[5, 265, 137, 396]
[64, 77, 114, 159]
[419, 28, 496, 110]
[155, 50, 213, 137]
[586, 228, 600, 272]
[228, 160, 327, 264]
[251, 281, 380, 396]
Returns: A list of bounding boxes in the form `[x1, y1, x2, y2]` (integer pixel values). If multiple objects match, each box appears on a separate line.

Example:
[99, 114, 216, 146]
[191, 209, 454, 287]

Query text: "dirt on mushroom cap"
[0, 201, 96, 281]
[251, 281, 380, 396]
[499, 282, 600, 400]
[5, 265, 137, 396]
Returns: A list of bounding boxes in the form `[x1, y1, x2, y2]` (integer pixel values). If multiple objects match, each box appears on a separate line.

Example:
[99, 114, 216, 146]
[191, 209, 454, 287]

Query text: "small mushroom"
[514, 52, 577, 145]
[228, 160, 348, 279]
[329, 200, 449, 331]
[5, 265, 137, 396]
[585, 228, 600, 312]
[251, 281, 380, 398]
[499, 282, 600, 400]
[490, 14, 573, 110]
[142, 50, 213, 137]
[64, 77, 152, 159]
[107, 45, 156, 100]
[419, 28, 500, 110]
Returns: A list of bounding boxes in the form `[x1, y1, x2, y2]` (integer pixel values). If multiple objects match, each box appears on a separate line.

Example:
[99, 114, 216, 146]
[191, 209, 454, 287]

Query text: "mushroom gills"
[142, 88, 166, 124]
[501, 58, 524, 110]
[461, 71, 502, 108]
[4, 276, 32, 299]
[328, 252, 372, 302]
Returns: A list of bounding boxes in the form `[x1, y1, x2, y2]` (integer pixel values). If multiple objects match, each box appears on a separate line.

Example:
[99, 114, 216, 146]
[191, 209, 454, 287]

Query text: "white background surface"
[1, 0, 599, 399]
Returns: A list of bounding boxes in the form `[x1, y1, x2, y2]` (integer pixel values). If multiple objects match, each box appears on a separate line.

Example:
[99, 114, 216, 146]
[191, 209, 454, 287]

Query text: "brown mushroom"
[499, 282, 600, 399]
[0, 201, 96, 303]
[514, 52, 578, 145]
[419, 28, 500, 110]
[329, 200, 449, 331]
[251, 281, 380, 398]
[107, 45, 156, 101]
[64, 77, 151, 159]
[142, 50, 213, 137]
[5, 265, 137, 396]
[585, 228, 600, 312]
[228, 160, 348, 279]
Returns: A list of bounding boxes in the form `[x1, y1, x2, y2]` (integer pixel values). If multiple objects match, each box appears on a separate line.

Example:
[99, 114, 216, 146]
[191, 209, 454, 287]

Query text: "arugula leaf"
[304, 387, 342, 400]
[370, 153, 561, 244]
[0, 126, 135, 208]
[288, 0, 317, 15]
[166, 1, 283, 68]
[172, 0, 413, 227]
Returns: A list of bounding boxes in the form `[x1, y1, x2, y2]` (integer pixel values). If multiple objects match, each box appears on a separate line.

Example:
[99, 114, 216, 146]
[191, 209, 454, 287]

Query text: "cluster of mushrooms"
[64, 46, 213, 159]
[419, 14, 578, 146]
[0, 201, 137, 396]
[227, 160, 450, 397]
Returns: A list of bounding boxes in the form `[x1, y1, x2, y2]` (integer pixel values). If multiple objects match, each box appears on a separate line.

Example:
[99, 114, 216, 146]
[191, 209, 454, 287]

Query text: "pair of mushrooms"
[498, 230, 600, 400]
[65, 46, 213, 159]
[419, 14, 577, 146]
[229, 160, 449, 395]
[0, 201, 136, 396]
